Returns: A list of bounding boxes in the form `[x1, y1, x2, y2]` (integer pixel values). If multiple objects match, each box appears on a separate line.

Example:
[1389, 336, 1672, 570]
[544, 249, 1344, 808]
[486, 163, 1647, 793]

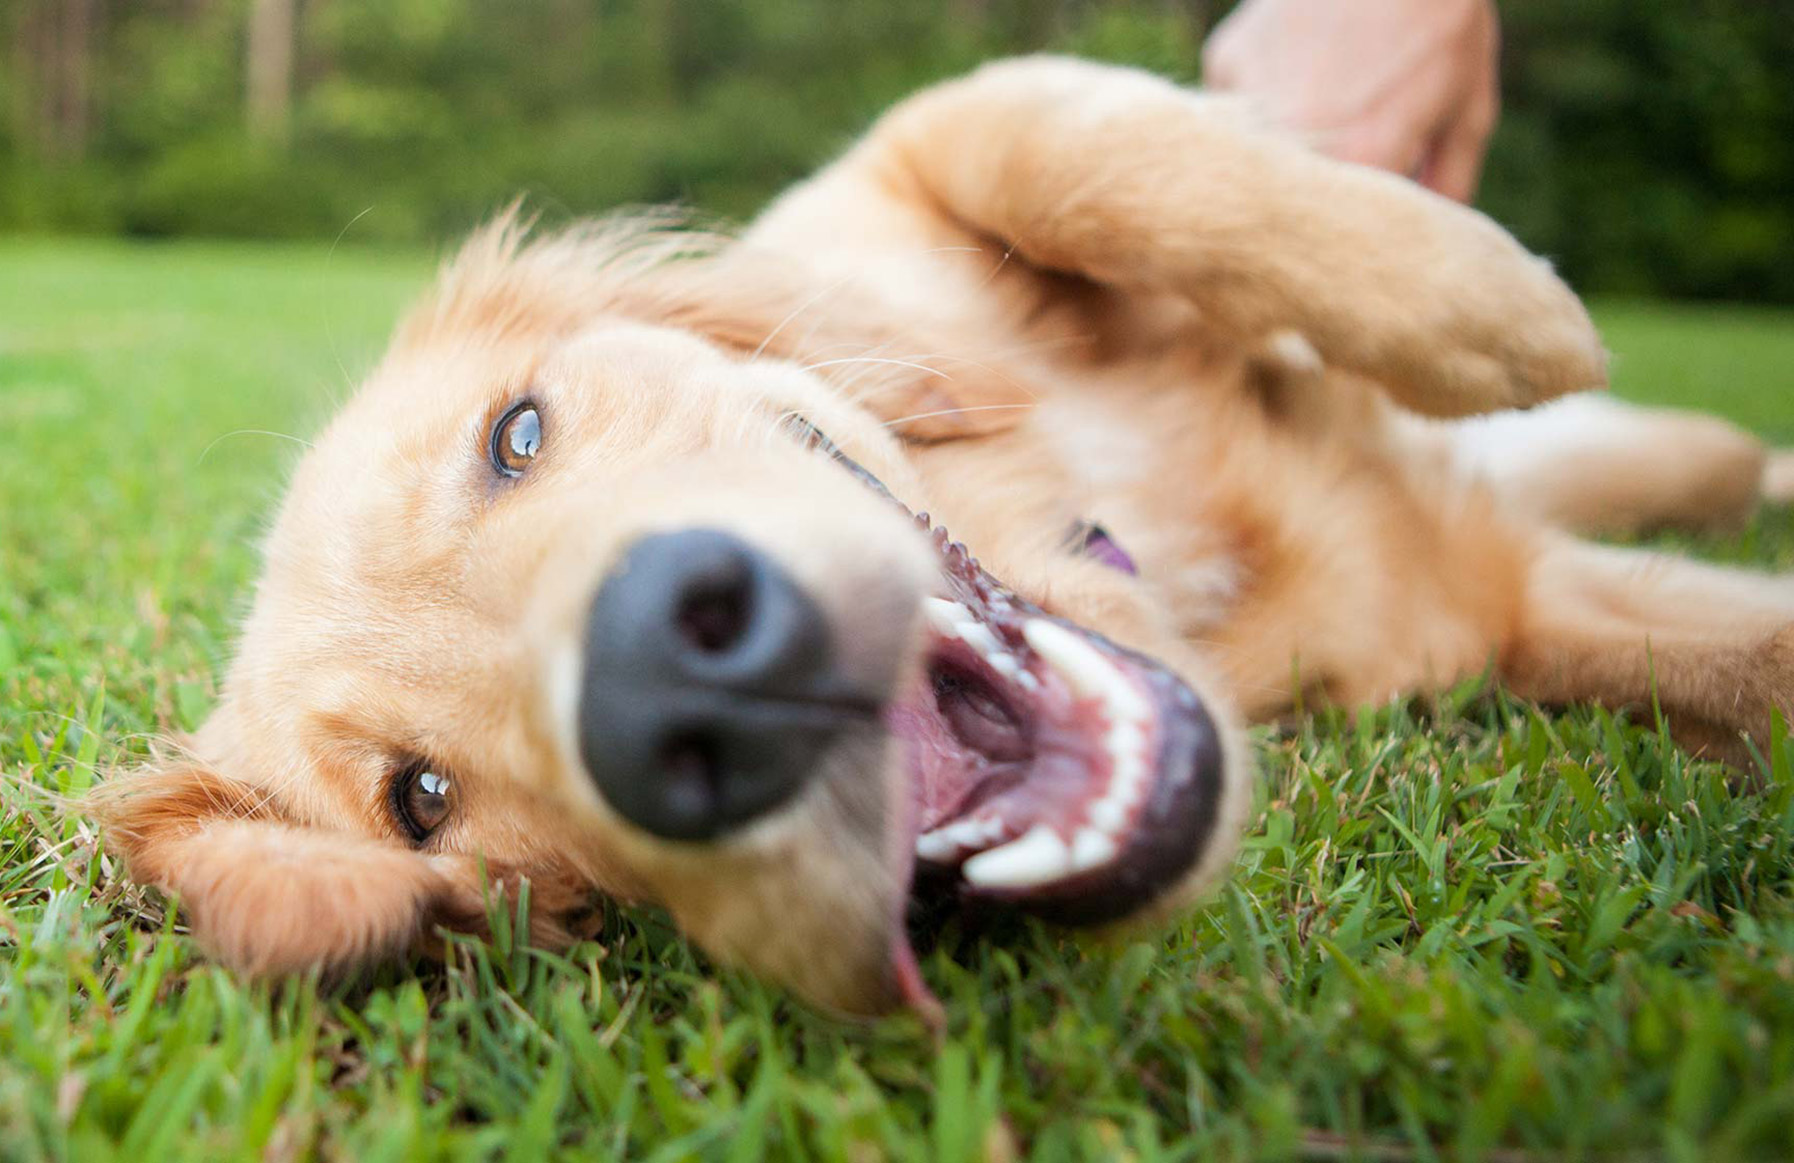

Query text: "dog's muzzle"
[576, 529, 875, 841]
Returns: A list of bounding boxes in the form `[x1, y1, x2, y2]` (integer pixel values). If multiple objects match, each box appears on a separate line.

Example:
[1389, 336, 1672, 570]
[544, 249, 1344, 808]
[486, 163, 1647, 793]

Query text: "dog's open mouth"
[885, 523, 1225, 927]
[790, 432, 1227, 1016]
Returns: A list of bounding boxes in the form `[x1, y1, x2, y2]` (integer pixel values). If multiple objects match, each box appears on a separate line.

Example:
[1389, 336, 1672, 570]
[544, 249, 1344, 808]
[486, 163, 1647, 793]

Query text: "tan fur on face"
[95, 56, 1794, 1013]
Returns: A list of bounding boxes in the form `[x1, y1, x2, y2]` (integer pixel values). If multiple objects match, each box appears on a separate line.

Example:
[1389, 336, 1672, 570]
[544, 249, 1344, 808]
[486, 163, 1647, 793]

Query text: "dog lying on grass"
[94, 57, 1794, 1017]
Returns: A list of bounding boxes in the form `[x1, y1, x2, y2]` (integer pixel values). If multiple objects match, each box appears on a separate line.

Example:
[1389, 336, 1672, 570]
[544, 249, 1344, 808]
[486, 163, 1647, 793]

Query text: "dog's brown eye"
[394, 766, 453, 842]
[492, 403, 542, 477]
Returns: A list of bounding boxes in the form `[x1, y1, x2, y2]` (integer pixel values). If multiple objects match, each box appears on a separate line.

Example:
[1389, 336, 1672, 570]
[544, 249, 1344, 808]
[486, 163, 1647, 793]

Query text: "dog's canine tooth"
[1070, 826, 1119, 872]
[962, 824, 1071, 888]
[1022, 619, 1151, 723]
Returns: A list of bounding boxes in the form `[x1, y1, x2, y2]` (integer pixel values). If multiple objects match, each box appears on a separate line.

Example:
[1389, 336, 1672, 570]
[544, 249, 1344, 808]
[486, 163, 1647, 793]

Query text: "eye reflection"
[394, 765, 453, 841]
[492, 403, 542, 477]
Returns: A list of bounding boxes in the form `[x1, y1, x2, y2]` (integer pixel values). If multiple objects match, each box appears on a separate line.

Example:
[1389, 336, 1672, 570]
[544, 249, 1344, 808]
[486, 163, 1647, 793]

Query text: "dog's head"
[94, 217, 1252, 1016]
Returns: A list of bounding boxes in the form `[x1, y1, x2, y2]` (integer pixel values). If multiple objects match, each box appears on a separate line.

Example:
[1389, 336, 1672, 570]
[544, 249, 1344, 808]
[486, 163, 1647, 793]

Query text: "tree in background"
[0, 0, 1788, 303]
[10, 0, 101, 162]
[245, 0, 296, 146]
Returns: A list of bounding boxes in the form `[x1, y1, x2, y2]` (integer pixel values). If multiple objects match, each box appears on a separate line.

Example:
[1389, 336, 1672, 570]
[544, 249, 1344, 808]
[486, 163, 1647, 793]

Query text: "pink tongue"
[889, 939, 944, 1029]
[933, 713, 1114, 858]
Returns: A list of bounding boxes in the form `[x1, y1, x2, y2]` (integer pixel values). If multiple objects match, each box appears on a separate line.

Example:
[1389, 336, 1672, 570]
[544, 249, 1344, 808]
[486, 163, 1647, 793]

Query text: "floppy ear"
[89, 760, 452, 976]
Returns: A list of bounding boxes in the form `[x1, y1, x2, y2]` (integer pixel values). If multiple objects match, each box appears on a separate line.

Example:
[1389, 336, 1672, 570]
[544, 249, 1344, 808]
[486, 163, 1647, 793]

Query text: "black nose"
[577, 529, 869, 841]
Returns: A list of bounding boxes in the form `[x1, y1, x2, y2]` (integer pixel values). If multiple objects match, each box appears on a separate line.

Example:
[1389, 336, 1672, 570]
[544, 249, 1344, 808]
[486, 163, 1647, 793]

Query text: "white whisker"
[197, 429, 315, 465]
[804, 356, 952, 380]
[749, 271, 864, 361]
[879, 403, 1035, 430]
[324, 205, 378, 393]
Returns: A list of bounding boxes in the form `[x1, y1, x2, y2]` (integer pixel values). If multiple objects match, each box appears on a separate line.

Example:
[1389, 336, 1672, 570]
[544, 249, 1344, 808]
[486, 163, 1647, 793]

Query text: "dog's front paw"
[1281, 165, 1610, 418]
[1404, 218, 1611, 416]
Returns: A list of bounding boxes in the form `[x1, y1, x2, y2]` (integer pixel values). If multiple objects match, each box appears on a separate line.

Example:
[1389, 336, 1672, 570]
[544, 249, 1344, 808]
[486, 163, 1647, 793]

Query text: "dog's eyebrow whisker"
[894, 351, 1043, 401]
[196, 429, 316, 466]
[802, 356, 954, 380]
[878, 403, 1036, 430]
[749, 270, 866, 362]
[839, 366, 919, 406]
[827, 345, 922, 402]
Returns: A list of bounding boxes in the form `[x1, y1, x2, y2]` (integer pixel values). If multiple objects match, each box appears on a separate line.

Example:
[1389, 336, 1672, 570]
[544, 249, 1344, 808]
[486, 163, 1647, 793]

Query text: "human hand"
[1202, 0, 1500, 202]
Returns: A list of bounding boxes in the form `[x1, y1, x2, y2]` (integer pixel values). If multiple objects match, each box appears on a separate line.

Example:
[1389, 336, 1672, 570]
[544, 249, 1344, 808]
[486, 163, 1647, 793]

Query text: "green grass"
[4, 237, 1794, 1162]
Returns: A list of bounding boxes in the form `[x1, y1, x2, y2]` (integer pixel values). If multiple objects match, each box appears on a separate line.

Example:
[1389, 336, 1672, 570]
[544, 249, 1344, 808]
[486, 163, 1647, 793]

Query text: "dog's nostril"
[677, 577, 752, 655]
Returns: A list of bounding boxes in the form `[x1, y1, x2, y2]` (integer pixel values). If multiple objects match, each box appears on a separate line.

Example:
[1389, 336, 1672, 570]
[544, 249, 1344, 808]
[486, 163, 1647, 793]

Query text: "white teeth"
[962, 824, 1071, 889]
[1108, 720, 1145, 757]
[924, 598, 1038, 690]
[989, 654, 1040, 691]
[914, 814, 1003, 861]
[1070, 827, 1119, 872]
[1088, 798, 1128, 833]
[1022, 617, 1158, 847]
[1022, 619, 1151, 724]
[922, 596, 970, 637]
[924, 598, 1005, 657]
[1109, 751, 1148, 804]
[914, 829, 965, 863]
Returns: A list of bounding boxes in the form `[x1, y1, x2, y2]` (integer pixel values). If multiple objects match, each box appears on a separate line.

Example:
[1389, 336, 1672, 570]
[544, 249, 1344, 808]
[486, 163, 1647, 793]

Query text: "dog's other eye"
[393, 765, 453, 842]
[783, 415, 900, 504]
[491, 402, 542, 477]
[783, 415, 841, 457]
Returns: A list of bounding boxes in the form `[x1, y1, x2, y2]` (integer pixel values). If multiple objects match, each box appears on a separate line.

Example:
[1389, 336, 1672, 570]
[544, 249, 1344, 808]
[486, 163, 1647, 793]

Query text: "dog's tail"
[1764, 450, 1794, 504]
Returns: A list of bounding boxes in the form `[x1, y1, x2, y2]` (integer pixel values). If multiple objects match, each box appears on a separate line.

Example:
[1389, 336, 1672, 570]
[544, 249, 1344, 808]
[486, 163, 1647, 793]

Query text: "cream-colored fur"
[93, 56, 1794, 1013]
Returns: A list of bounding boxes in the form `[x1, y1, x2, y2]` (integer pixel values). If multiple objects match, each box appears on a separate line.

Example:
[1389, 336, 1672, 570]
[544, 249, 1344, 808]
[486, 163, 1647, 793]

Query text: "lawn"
[3, 237, 1794, 1162]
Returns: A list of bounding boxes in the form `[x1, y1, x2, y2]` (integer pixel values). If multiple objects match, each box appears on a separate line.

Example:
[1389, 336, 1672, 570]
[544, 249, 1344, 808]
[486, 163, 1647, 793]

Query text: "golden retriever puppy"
[93, 58, 1794, 1016]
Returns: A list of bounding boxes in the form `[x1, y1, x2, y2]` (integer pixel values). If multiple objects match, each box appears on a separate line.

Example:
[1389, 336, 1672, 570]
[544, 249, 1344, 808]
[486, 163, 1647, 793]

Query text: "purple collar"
[1075, 521, 1137, 575]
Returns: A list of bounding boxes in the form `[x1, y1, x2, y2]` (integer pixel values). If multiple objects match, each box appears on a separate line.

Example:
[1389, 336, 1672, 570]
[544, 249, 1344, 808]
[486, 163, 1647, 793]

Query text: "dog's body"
[97, 58, 1794, 1015]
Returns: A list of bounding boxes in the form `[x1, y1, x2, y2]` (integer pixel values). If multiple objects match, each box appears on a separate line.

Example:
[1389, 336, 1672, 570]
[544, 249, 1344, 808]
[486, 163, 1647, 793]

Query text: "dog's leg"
[1503, 536, 1794, 763]
[1439, 395, 1779, 536]
[779, 55, 1606, 418]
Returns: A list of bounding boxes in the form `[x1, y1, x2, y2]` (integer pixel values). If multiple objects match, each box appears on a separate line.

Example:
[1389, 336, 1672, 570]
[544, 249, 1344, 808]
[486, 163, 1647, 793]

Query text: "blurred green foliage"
[2, 0, 1789, 301]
